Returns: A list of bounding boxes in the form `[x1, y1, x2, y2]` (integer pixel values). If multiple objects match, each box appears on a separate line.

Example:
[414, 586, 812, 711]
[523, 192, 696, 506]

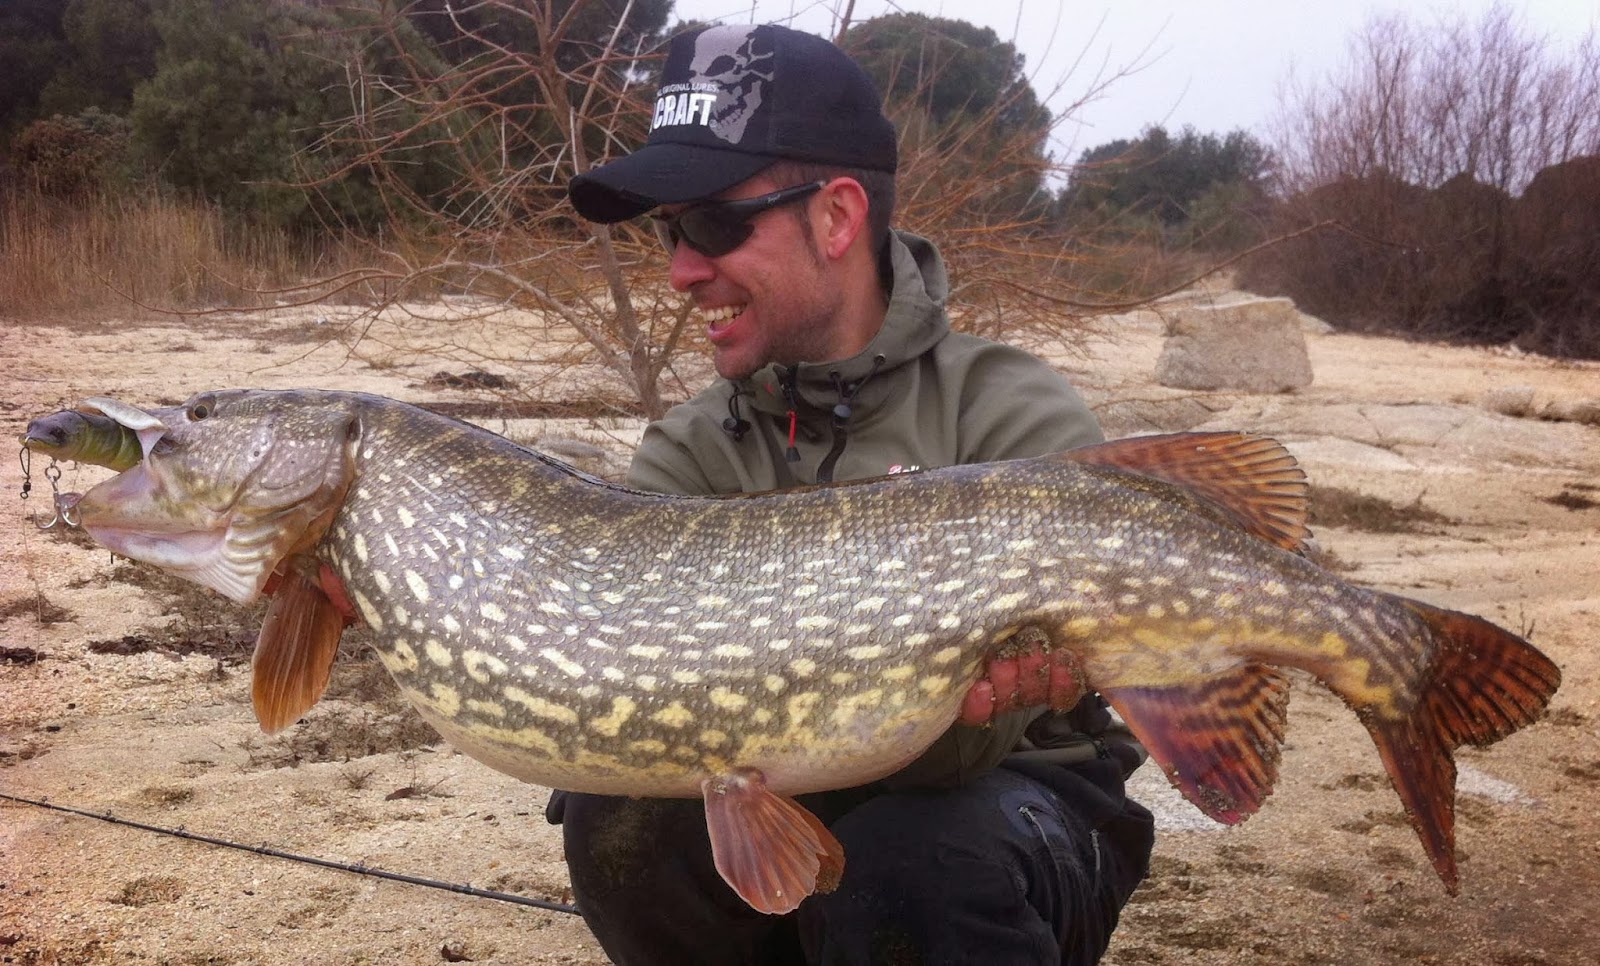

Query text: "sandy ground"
[2, 296, 1598, 965]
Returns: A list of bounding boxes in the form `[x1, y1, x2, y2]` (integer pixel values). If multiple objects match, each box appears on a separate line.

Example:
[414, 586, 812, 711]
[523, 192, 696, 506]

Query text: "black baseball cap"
[568, 24, 899, 224]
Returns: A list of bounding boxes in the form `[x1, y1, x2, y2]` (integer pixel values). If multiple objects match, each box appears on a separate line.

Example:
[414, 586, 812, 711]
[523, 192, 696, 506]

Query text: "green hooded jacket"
[627, 230, 1111, 788]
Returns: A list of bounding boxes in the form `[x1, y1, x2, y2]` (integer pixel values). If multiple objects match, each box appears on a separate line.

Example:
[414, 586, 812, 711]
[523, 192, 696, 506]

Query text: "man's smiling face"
[663, 174, 851, 380]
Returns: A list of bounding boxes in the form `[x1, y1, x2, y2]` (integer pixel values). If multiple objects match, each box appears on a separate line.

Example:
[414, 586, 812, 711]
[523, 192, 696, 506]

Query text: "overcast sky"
[668, 1, 1599, 158]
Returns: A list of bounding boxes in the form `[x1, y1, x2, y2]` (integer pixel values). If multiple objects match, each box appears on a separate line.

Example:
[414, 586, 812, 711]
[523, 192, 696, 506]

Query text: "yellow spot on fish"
[504, 686, 578, 724]
[404, 570, 430, 603]
[930, 647, 961, 665]
[713, 644, 755, 659]
[635, 675, 659, 691]
[353, 533, 369, 561]
[919, 675, 952, 697]
[671, 670, 703, 685]
[853, 597, 887, 613]
[1096, 535, 1125, 550]
[429, 683, 460, 717]
[709, 688, 747, 712]
[397, 507, 416, 528]
[882, 665, 916, 681]
[630, 739, 667, 755]
[538, 601, 569, 617]
[988, 591, 1029, 611]
[480, 602, 507, 623]
[540, 648, 585, 678]
[351, 589, 383, 629]
[752, 708, 774, 725]
[653, 702, 694, 729]
[787, 692, 821, 727]
[764, 675, 787, 694]
[934, 579, 965, 594]
[846, 644, 886, 661]
[700, 729, 729, 749]
[829, 671, 856, 686]
[788, 658, 817, 677]
[1071, 579, 1101, 595]
[466, 698, 506, 719]
[462, 650, 508, 684]
[425, 639, 453, 668]
[875, 560, 907, 573]
[628, 644, 665, 660]
[389, 640, 419, 672]
[499, 546, 525, 562]
[589, 697, 637, 737]
[796, 615, 836, 631]
[892, 614, 914, 627]
[1147, 604, 1167, 619]
[441, 614, 461, 634]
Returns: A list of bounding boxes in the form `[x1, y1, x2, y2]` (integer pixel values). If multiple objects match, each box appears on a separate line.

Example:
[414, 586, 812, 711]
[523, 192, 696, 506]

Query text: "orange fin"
[1101, 664, 1290, 824]
[1360, 597, 1560, 894]
[1063, 432, 1310, 552]
[701, 769, 845, 915]
[252, 559, 346, 734]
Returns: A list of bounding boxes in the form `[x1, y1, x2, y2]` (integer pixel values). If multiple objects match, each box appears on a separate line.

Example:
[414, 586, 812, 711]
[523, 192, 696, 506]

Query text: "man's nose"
[668, 242, 716, 292]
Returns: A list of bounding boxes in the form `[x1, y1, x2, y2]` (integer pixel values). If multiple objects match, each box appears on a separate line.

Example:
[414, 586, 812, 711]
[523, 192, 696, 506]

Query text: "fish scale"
[31, 388, 1561, 915]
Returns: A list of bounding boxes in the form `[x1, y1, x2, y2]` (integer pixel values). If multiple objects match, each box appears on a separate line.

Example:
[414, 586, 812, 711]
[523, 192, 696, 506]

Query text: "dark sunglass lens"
[678, 209, 752, 257]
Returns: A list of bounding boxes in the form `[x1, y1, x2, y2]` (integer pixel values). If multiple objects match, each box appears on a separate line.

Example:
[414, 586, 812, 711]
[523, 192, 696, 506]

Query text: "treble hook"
[26, 457, 78, 530]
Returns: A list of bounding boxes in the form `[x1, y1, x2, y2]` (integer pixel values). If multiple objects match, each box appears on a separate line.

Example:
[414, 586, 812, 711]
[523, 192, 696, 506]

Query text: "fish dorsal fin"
[702, 769, 845, 915]
[252, 558, 346, 734]
[1062, 432, 1310, 553]
[1100, 664, 1291, 824]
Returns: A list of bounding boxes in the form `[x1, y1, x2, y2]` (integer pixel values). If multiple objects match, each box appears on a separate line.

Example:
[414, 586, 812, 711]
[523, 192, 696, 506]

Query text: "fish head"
[75, 390, 363, 603]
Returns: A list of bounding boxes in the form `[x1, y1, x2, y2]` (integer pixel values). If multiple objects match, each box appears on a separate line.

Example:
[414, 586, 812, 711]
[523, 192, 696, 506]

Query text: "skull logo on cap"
[687, 26, 778, 145]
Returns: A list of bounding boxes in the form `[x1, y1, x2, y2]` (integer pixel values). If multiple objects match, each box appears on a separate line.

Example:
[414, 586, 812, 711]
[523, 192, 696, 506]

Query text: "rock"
[1479, 385, 1538, 418]
[1155, 297, 1314, 392]
[1543, 398, 1600, 427]
[1298, 310, 1336, 334]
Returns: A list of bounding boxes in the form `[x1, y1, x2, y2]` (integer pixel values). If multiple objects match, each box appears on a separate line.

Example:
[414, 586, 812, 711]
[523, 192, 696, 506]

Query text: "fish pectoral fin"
[251, 558, 346, 734]
[701, 769, 845, 915]
[1101, 664, 1290, 824]
[1061, 432, 1310, 553]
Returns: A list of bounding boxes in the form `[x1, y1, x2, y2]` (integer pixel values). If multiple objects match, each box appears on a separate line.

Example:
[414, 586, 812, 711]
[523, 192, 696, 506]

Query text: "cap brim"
[568, 143, 777, 223]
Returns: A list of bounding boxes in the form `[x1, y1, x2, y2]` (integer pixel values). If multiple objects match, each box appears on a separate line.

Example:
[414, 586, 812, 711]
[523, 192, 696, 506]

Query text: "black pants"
[551, 765, 1152, 965]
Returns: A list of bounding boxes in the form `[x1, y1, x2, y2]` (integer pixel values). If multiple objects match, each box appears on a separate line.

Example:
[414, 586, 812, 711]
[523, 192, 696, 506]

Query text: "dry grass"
[0, 190, 364, 318]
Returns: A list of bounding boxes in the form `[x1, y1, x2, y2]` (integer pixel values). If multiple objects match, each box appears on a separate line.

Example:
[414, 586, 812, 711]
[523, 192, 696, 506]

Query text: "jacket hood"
[741, 229, 949, 419]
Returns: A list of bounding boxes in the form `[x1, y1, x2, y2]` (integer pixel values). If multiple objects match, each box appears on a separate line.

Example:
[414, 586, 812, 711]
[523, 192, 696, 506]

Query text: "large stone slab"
[1155, 297, 1314, 392]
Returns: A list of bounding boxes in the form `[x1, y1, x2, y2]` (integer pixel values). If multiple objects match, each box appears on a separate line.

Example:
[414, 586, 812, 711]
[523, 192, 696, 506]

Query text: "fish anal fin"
[1062, 432, 1310, 552]
[702, 769, 845, 914]
[1102, 664, 1290, 824]
[1360, 596, 1561, 895]
[252, 558, 345, 734]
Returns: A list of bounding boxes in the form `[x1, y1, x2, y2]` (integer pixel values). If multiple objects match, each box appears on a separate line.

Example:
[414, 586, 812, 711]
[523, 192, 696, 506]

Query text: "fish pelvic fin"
[1100, 664, 1291, 824]
[702, 769, 845, 915]
[1061, 432, 1310, 553]
[251, 557, 350, 734]
[1365, 598, 1561, 895]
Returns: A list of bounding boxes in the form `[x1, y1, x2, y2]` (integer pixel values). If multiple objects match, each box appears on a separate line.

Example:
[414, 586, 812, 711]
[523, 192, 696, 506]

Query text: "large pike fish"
[25, 390, 1559, 914]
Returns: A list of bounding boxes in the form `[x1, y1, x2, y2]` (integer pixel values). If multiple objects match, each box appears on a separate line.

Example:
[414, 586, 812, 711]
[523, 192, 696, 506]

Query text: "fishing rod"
[0, 791, 581, 917]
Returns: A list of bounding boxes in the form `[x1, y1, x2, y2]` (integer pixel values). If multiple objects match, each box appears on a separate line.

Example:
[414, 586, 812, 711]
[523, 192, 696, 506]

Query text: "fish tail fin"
[1364, 597, 1560, 894]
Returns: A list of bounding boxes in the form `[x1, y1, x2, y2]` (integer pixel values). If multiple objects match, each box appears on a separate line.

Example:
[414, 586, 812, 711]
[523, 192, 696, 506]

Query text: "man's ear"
[817, 178, 870, 261]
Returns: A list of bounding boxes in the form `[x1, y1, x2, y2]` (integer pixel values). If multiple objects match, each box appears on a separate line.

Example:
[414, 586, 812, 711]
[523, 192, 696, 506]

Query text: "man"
[554, 23, 1153, 965]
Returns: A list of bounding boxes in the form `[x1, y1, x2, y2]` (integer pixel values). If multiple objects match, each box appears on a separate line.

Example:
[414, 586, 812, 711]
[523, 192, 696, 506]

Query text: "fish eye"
[187, 396, 215, 421]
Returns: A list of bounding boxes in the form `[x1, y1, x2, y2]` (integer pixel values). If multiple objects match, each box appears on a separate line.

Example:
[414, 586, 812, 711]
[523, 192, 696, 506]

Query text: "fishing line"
[0, 791, 581, 917]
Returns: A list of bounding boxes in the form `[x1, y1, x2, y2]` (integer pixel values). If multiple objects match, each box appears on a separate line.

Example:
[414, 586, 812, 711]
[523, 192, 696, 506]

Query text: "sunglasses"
[652, 181, 828, 257]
